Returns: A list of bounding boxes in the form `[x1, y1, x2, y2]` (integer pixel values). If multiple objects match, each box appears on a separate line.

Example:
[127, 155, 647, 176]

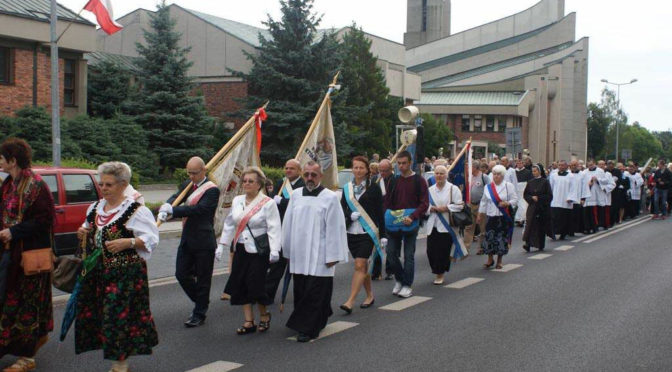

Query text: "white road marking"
[583, 217, 652, 244]
[185, 361, 243, 372]
[287, 321, 358, 342]
[379, 296, 432, 311]
[554, 245, 574, 251]
[528, 253, 552, 260]
[571, 215, 650, 243]
[445, 277, 484, 289]
[492, 263, 523, 272]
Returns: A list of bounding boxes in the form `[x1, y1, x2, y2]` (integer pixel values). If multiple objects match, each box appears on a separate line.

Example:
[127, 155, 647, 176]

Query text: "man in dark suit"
[265, 159, 304, 302]
[159, 157, 220, 327]
[371, 159, 395, 280]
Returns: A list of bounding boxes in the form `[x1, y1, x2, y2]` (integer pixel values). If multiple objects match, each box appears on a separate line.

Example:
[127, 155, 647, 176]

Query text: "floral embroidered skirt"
[75, 253, 158, 361]
[482, 216, 511, 256]
[0, 271, 53, 358]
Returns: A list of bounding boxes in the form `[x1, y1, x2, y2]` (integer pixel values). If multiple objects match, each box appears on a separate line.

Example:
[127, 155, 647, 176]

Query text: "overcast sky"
[60, 0, 671, 132]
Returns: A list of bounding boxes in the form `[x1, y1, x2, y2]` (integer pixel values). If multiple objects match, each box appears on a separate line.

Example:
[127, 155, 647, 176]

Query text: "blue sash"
[428, 190, 468, 260]
[280, 178, 292, 199]
[486, 182, 514, 243]
[343, 182, 384, 272]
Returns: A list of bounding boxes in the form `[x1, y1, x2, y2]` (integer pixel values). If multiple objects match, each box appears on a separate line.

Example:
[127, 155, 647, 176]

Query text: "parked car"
[337, 169, 352, 189]
[33, 167, 102, 256]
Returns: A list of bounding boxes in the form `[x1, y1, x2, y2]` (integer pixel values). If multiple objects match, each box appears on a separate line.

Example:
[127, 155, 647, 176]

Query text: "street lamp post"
[600, 78, 637, 161]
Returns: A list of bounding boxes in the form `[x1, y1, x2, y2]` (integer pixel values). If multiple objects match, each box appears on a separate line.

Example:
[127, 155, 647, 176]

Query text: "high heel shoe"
[236, 320, 257, 335]
[258, 313, 272, 332]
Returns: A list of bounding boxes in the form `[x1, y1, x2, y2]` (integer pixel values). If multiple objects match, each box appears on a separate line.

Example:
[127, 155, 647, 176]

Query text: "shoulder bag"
[246, 224, 270, 256]
[447, 185, 472, 228]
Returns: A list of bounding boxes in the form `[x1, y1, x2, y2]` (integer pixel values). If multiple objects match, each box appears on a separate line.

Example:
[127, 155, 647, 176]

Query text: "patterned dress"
[75, 200, 158, 361]
[0, 169, 54, 358]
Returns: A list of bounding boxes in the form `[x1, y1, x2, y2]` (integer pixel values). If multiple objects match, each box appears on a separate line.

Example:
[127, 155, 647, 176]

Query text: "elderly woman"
[425, 165, 464, 285]
[219, 167, 281, 334]
[477, 164, 518, 269]
[339, 156, 384, 314]
[0, 139, 54, 372]
[522, 164, 553, 252]
[75, 162, 159, 372]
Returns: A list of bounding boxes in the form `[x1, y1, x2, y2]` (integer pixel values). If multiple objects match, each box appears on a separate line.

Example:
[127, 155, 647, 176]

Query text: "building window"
[64, 59, 76, 106]
[0, 47, 12, 85]
[486, 116, 495, 132]
[421, 0, 428, 32]
[461, 115, 470, 132]
[496, 117, 507, 132]
[474, 115, 482, 132]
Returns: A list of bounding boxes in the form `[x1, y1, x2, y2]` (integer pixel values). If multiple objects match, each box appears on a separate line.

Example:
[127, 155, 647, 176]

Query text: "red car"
[31, 167, 102, 256]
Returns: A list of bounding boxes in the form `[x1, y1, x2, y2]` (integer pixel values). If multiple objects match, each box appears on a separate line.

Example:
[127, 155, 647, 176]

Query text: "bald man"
[160, 157, 220, 327]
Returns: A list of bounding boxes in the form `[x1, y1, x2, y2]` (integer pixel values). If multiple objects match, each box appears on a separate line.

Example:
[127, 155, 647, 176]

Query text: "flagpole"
[56, 6, 86, 43]
[446, 138, 472, 174]
[156, 102, 268, 226]
[293, 72, 340, 158]
[50, 0, 61, 167]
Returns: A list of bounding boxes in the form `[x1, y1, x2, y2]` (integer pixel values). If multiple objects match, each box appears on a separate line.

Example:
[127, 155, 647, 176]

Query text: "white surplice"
[549, 171, 578, 209]
[282, 187, 348, 277]
[219, 193, 282, 255]
[625, 171, 644, 200]
[82, 197, 159, 260]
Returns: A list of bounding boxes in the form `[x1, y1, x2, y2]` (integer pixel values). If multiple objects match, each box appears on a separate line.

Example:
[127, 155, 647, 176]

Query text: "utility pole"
[50, 0, 61, 166]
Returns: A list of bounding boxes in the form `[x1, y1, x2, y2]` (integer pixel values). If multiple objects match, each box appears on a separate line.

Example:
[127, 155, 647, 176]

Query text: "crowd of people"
[0, 135, 670, 371]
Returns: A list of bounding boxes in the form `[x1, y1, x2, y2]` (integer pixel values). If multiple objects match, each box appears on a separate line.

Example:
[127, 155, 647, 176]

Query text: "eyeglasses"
[242, 179, 257, 184]
[303, 172, 319, 178]
[98, 182, 118, 188]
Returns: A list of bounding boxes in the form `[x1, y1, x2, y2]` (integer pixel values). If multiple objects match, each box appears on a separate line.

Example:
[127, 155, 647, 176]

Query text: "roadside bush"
[261, 166, 284, 186]
[173, 168, 188, 187]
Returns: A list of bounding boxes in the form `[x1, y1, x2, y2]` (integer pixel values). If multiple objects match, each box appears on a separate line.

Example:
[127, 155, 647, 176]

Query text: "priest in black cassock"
[282, 161, 348, 342]
[522, 164, 553, 251]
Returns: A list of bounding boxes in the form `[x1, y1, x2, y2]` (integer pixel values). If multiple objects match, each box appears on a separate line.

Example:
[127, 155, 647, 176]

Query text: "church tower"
[404, 0, 451, 49]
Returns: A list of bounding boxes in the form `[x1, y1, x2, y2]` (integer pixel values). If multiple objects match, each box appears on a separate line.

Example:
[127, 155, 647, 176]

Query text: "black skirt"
[347, 233, 374, 259]
[426, 228, 452, 274]
[224, 243, 271, 306]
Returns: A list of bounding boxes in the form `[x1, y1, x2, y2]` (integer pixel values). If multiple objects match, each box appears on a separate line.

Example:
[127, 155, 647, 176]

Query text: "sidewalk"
[159, 220, 182, 239]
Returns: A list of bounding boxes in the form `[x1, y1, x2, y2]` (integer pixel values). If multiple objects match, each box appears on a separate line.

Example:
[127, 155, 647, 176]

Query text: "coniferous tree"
[339, 25, 398, 157]
[133, 1, 212, 174]
[236, 0, 342, 166]
[87, 60, 131, 119]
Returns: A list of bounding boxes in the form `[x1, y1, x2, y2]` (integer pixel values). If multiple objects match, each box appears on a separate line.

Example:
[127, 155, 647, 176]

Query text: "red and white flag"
[84, 0, 123, 35]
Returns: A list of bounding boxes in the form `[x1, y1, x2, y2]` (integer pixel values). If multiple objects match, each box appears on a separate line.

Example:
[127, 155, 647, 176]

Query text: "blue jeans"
[386, 228, 418, 287]
[654, 188, 669, 216]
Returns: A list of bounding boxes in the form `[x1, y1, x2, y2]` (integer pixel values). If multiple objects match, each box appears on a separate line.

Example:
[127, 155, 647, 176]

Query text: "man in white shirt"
[282, 161, 348, 342]
[549, 160, 577, 240]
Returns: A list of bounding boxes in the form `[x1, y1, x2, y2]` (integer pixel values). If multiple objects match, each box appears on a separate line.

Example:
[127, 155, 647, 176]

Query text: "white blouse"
[425, 182, 464, 233]
[82, 197, 159, 260]
[478, 181, 518, 217]
[219, 193, 282, 255]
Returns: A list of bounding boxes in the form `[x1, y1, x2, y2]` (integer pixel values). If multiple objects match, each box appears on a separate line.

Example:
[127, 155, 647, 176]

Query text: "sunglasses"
[303, 172, 319, 178]
[242, 179, 257, 184]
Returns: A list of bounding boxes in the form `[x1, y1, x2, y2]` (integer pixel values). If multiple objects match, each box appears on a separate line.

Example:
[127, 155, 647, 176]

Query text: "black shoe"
[522, 244, 530, 253]
[184, 315, 205, 328]
[296, 333, 311, 343]
[559, 235, 566, 240]
[360, 299, 375, 309]
[339, 304, 353, 315]
[384, 274, 394, 280]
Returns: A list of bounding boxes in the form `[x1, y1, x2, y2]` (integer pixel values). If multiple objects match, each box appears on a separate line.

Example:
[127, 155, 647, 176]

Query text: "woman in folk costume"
[522, 164, 553, 252]
[339, 156, 384, 314]
[75, 162, 159, 372]
[424, 165, 465, 285]
[0, 139, 54, 372]
[220, 167, 281, 334]
[477, 165, 518, 269]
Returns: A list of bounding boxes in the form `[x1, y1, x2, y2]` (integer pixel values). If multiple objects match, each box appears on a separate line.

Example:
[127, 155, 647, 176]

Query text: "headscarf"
[1, 168, 44, 229]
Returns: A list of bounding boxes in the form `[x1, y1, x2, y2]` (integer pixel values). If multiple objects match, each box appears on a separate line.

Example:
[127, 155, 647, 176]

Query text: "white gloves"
[157, 212, 168, 222]
[159, 203, 173, 215]
[215, 244, 225, 262]
[270, 251, 280, 263]
[274, 195, 283, 205]
[380, 238, 388, 247]
[350, 212, 361, 222]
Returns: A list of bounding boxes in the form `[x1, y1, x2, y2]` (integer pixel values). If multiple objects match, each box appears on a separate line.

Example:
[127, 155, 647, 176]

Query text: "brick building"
[0, 0, 95, 118]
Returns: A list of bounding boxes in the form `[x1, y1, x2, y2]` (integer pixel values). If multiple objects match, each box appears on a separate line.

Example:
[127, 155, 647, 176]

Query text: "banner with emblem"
[280, 73, 340, 193]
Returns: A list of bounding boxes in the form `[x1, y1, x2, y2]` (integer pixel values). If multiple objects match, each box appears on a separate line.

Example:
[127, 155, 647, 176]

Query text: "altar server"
[549, 160, 578, 240]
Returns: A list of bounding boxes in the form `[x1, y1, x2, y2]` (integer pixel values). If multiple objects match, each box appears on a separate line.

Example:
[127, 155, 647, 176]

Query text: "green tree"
[339, 25, 396, 157]
[587, 102, 610, 159]
[617, 122, 663, 163]
[420, 113, 453, 157]
[133, 1, 212, 174]
[87, 60, 132, 119]
[63, 115, 120, 164]
[653, 131, 672, 160]
[235, 0, 342, 166]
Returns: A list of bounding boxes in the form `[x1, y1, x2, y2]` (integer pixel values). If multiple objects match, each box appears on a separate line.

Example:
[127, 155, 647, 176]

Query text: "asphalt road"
[16, 215, 672, 371]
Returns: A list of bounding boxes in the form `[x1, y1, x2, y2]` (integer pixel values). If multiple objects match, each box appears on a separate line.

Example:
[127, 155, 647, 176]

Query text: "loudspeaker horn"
[398, 105, 419, 124]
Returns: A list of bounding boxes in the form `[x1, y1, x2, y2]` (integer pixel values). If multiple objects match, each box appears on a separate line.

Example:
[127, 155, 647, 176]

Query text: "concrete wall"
[0, 14, 95, 52]
[412, 13, 576, 84]
[404, 0, 451, 49]
[406, 0, 565, 64]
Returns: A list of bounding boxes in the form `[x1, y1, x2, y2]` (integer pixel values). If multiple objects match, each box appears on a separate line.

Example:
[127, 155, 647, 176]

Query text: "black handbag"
[246, 224, 270, 256]
[447, 185, 473, 228]
[52, 256, 82, 293]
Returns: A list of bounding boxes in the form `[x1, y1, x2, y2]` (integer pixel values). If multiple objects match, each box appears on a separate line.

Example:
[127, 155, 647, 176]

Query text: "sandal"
[495, 264, 503, 270]
[483, 261, 495, 269]
[3, 357, 36, 372]
[236, 320, 257, 335]
[258, 313, 272, 332]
